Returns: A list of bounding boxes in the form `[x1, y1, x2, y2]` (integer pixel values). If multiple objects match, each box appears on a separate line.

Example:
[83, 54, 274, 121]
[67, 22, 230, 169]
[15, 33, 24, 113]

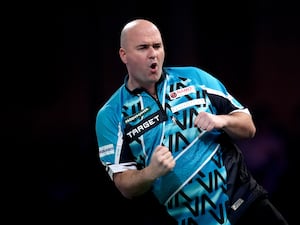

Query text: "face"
[119, 21, 165, 91]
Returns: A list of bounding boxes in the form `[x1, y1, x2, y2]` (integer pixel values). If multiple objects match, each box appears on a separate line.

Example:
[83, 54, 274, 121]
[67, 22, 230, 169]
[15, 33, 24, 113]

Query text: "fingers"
[194, 111, 215, 131]
[153, 146, 175, 171]
[156, 146, 172, 161]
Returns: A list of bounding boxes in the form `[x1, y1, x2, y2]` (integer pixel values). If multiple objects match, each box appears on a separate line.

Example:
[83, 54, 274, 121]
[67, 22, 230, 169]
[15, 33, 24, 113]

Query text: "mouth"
[150, 62, 157, 70]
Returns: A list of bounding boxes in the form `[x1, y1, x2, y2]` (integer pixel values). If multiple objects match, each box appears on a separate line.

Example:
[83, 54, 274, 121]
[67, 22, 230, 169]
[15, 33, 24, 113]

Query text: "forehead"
[129, 26, 162, 44]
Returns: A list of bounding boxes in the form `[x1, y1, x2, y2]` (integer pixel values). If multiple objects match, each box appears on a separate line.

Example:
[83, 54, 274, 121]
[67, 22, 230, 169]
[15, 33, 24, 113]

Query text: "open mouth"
[150, 63, 157, 69]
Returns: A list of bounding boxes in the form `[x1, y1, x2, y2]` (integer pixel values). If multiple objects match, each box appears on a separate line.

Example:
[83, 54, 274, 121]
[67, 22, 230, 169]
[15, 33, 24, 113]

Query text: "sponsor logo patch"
[231, 198, 244, 211]
[124, 107, 151, 124]
[169, 86, 196, 100]
[171, 98, 205, 113]
[125, 111, 164, 142]
[99, 144, 114, 157]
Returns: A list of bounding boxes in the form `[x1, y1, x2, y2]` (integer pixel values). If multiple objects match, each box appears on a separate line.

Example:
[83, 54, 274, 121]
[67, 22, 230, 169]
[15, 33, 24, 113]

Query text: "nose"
[148, 47, 157, 59]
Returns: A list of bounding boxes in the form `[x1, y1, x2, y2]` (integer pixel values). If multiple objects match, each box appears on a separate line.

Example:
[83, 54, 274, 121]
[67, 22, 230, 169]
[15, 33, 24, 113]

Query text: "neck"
[127, 78, 157, 97]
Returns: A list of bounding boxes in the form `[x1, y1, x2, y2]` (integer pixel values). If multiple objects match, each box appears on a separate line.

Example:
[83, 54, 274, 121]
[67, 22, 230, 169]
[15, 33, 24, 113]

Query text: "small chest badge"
[169, 86, 196, 100]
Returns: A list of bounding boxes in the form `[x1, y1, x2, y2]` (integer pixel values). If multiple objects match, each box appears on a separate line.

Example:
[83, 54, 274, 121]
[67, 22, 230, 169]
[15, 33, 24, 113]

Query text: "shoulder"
[164, 66, 203, 73]
[163, 66, 217, 81]
[96, 85, 126, 117]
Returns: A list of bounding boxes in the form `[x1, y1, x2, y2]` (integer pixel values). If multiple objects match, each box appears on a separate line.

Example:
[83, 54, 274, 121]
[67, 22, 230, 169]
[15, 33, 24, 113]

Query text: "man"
[96, 18, 288, 225]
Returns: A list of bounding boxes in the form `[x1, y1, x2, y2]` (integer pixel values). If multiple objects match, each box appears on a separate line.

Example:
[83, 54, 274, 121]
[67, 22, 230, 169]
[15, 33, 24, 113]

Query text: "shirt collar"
[124, 69, 166, 95]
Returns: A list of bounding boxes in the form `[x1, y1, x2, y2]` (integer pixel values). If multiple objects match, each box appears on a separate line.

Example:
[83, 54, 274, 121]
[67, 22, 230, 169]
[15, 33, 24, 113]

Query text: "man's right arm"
[113, 145, 175, 199]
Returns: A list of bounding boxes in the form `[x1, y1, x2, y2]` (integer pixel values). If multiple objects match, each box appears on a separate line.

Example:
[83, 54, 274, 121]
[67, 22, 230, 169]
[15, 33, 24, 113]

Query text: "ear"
[119, 48, 127, 64]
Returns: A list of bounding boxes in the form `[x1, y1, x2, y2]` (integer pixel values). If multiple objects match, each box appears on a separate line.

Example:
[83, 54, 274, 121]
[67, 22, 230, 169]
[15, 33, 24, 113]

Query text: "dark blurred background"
[7, 1, 299, 223]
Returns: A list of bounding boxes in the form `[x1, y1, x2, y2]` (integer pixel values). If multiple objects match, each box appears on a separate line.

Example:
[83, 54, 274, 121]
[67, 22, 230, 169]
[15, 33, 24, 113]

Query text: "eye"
[153, 44, 161, 49]
[137, 44, 148, 50]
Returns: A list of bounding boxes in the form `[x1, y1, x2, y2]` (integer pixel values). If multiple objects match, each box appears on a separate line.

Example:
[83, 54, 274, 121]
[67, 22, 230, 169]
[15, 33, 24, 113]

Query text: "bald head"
[118, 18, 165, 92]
[120, 19, 162, 49]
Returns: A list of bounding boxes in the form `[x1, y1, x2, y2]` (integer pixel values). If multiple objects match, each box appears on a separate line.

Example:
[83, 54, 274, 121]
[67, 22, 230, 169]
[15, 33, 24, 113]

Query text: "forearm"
[113, 167, 156, 199]
[221, 112, 256, 139]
